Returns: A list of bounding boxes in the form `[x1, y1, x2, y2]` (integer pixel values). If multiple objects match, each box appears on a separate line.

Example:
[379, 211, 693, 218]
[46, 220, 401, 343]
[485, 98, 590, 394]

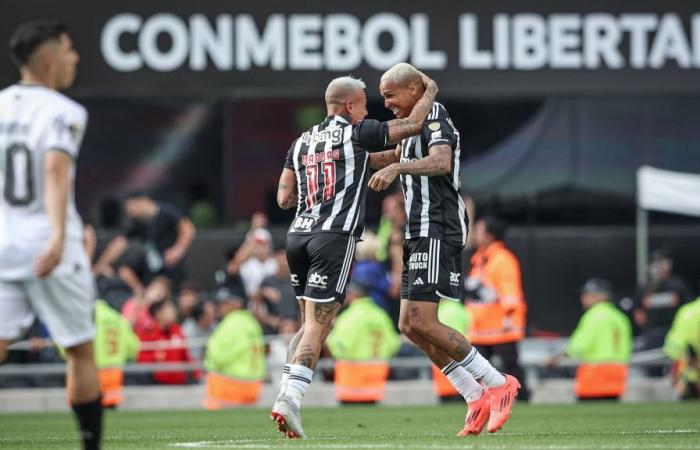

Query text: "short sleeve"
[43, 101, 88, 159]
[352, 119, 389, 151]
[284, 141, 297, 170]
[422, 118, 456, 150]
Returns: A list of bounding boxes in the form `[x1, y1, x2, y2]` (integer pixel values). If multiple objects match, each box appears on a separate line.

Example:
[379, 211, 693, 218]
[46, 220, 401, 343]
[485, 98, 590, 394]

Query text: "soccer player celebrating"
[368, 63, 520, 435]
[0, 21, 102, 449]
[272, 69, 437, 438]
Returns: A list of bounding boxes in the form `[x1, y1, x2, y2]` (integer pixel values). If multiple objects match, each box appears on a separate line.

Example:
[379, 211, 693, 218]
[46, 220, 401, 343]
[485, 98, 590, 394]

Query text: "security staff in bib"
[548, 278, 632, 401]
[465, 216, 529, 401]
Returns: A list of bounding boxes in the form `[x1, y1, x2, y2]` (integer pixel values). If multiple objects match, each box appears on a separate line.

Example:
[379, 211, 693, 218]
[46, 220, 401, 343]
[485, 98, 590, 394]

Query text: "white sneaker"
[270, 393, 285, 434]
[270, 397, 305, 438]
[271, 393, 284, 415]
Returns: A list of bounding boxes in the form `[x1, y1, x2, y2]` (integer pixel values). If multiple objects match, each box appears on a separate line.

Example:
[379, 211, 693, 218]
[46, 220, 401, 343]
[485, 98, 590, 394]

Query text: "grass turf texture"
[1, 402, 699, 449]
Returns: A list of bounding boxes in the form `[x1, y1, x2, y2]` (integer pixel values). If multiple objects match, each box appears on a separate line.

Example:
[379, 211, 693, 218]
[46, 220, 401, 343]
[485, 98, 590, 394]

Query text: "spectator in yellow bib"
[203, 288, 265, 409]
[664, 296, 700, 399]
[548, 278, 632, 401]
[327, 273, 400, 404]
[67, 299, 139, 408]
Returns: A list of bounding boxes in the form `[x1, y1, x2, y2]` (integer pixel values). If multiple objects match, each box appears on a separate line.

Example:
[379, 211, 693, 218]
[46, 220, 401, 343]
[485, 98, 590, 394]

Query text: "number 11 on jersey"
[305, 161, 335, 208]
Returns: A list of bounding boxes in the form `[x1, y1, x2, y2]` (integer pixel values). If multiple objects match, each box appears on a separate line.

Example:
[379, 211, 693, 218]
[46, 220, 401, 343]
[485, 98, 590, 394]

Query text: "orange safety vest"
[431, 365, 459, 398]
[467, 241, 527, 345]
[99, 367, 124, 407]
[203, 372, 262, 409]
[575, 363, 628, 399]
[334, 361, 390, 403]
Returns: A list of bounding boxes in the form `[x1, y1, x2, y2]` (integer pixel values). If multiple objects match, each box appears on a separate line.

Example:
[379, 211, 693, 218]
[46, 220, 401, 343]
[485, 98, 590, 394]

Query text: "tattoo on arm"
[394, 147, 452, 177]
[277, 181, 298, 210]
[369, 149, 399, 170]
[386, 118, 420, 144]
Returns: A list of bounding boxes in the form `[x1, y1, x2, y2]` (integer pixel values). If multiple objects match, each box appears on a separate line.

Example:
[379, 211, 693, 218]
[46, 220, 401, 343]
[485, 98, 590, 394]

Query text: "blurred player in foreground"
[369, 63, 520, 435]
[0, 21, 102, 449]
[272, 69, 437, 438]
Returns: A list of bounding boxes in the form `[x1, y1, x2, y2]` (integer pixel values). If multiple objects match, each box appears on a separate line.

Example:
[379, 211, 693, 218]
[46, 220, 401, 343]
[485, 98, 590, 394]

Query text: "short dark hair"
[9, 20, 66, 67]
[148, 299, 171, 318]
[480, 215, 507, 241]
[191, 301, 211, 322]
[123, 190, 151, 202]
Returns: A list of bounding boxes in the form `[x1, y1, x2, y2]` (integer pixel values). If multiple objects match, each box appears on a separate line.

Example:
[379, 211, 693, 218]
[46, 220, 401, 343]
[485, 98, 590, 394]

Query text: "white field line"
[169, 429, 700, 449]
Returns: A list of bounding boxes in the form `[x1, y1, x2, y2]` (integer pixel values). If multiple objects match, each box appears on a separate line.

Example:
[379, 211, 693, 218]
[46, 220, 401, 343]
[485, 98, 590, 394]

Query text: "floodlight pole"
[636, 206, 648, 285]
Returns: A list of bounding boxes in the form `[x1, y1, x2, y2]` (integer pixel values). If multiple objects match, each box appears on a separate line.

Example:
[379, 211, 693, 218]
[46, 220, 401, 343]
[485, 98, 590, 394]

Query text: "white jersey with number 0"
[0, 84, 88, 280]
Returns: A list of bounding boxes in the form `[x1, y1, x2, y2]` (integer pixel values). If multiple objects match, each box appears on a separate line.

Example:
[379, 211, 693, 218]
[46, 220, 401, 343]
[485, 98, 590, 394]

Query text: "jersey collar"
[326, 114, 350, 125]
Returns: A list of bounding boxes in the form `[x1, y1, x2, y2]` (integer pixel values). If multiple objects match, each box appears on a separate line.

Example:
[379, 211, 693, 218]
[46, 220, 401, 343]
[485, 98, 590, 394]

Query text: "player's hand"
[163, 246, 184, 267]
[418, 71, 438, 96]
[368, 164, 400, 191]
[34, 238, 64, 278]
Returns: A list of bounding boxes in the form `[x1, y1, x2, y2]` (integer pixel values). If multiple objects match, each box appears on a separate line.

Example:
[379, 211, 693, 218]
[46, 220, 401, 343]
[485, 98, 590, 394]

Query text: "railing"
[0, 335, 670, 378]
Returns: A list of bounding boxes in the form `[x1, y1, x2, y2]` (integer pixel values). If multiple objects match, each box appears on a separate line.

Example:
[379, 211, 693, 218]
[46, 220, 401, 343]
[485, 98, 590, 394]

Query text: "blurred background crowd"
[4, 188, 699, 406]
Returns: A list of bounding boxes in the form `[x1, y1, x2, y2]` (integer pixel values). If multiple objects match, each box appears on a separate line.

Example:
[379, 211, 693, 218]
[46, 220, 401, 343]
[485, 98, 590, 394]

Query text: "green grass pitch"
[1, 402, 699, 449]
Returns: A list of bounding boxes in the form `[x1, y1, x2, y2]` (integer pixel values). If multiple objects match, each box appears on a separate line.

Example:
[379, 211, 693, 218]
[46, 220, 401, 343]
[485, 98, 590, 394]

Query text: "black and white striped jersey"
[284, 115, 388, 237]
[399, 102, 468, 247]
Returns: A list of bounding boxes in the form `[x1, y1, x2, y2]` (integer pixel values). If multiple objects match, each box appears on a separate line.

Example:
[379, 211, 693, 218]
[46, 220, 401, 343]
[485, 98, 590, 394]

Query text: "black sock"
[71, 396, 103, 450]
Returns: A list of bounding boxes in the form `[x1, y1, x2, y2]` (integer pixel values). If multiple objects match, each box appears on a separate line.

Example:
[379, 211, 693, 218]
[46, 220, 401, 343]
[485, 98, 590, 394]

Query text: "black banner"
[2, 0, 700, 97]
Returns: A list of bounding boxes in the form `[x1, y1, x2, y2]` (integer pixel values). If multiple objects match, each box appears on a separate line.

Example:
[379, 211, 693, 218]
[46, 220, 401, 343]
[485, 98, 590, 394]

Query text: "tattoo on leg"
[293, 344, 315, 368]
[447, 330, 471, 360]
[286, 327, 304, 363]
[314, 302, 340, 325]
[409, 306, 420, 319]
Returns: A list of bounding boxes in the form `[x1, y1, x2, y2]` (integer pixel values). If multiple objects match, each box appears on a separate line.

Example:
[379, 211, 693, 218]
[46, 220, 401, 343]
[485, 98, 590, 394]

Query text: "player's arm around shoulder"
[368, 144, 401, 170]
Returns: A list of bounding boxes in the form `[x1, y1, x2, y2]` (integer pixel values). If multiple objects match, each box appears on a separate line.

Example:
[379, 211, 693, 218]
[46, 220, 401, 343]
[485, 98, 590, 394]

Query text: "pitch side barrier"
[0, 337, 670, 378]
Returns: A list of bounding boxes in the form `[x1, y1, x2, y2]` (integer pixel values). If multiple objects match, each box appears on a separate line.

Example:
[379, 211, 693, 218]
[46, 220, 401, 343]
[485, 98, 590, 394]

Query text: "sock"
[276, 364, 291, 401]
[441, 362, 484, 402]
[71, 396, 103, 450]
[285, 364, 314, 408]
[459, 348, 506, 388]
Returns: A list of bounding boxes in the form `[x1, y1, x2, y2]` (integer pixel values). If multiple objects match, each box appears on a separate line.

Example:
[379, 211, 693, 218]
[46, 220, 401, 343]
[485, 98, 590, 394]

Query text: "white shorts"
[0, 270, 96, 348]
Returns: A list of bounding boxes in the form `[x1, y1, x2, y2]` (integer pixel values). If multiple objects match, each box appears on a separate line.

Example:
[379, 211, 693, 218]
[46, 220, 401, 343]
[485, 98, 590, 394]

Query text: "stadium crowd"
[3, 191, 699, 403]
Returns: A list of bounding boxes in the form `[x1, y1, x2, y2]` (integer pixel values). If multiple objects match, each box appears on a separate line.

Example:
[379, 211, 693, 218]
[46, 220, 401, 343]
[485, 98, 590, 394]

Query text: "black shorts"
[400, 238, 462, 302]
[286, 233, 356, 303]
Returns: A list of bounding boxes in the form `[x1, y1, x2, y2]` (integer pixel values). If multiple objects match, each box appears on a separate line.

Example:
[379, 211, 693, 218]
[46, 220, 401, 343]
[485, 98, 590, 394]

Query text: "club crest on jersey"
[428, 122, 441, 131]
[301, 125, 346, 147]
[302, 149, 340, 166]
